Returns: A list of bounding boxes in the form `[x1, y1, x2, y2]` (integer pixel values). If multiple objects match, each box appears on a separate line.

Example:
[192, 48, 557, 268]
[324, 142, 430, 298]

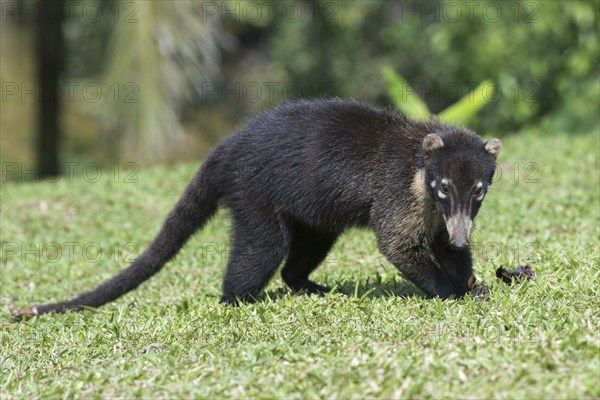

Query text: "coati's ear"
[484, 138, 502, 158]
[423, 134, 444, 152]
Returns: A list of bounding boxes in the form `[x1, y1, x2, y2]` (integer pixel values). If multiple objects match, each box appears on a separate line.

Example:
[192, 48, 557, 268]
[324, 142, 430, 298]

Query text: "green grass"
[1, 130, 599, 398]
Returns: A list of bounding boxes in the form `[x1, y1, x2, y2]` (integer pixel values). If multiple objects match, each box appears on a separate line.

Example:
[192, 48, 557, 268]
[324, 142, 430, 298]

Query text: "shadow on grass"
[163, 278, 425, 311]
[261, 277, 424, 302]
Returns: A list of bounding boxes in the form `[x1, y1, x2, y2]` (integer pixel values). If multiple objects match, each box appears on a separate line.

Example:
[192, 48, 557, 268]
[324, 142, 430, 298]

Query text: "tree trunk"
[36, 0, 65, 179]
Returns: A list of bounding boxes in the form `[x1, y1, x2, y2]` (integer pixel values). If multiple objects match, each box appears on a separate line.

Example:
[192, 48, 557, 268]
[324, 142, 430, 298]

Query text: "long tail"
[10, 160, 221, 319]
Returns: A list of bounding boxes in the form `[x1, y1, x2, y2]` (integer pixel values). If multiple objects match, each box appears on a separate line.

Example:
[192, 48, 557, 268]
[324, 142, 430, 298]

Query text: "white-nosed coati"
[10, 99, 502, 319]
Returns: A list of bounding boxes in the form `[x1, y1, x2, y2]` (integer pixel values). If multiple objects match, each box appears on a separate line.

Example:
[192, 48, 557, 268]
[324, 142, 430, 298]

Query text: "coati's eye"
[474, 187, 485, 200]
[440, 184, 449, 194]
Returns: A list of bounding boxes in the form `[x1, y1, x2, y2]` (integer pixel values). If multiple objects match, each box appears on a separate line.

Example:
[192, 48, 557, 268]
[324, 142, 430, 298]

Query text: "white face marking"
[430, 180, 436, 188]
[476, 182, 483, 188]
[446, 215, 457, 233]
[445, 213, 473, 242]
[438, 178, 451, 199]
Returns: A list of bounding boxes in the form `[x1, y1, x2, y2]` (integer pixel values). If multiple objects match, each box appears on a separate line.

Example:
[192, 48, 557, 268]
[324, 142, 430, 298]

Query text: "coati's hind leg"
[220, 209, 291, 304]
[281, 223, 338, 294]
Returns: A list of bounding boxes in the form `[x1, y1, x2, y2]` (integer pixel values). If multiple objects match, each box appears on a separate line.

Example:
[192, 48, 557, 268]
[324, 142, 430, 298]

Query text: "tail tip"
[8, 304, 38, 321]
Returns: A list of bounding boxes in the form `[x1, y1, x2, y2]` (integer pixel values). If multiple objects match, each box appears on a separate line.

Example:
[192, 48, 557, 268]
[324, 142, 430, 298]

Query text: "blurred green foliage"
[2, 0, 598, 171]
[383, 66, 430, 119]
[264, 0, 599, 134]
[384, 66, 494, 125]
[437, 80, 495, 125]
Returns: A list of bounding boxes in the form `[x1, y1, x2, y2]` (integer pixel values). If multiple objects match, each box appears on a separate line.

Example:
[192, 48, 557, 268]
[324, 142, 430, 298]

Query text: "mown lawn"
[1, 130, 598, 398]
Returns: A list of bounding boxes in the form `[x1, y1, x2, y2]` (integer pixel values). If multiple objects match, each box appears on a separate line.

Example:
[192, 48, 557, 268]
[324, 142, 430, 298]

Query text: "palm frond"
[96, 1, 221, 163]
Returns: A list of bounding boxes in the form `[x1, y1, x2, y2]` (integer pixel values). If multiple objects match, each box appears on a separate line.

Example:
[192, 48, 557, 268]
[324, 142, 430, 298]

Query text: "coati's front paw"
[443, 268, 473, 295]
[431, 279, 469, 299]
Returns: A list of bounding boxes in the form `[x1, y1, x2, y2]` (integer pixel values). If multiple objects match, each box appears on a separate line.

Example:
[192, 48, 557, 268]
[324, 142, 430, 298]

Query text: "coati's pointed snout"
[445, 214, 472, 250]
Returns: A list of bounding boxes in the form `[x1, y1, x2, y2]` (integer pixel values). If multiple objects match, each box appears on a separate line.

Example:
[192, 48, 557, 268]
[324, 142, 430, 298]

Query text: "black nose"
[449, 237, 469, 249]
